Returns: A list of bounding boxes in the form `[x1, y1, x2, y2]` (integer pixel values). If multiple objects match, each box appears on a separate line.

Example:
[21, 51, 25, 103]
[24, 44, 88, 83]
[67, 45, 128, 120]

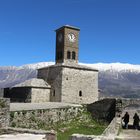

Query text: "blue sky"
[0, 0, 140, 66]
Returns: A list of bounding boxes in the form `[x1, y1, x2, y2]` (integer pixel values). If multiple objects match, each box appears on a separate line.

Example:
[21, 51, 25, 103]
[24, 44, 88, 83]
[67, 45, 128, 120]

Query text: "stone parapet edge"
[1, 127, 57, 140]
[70, 117, 121, 140]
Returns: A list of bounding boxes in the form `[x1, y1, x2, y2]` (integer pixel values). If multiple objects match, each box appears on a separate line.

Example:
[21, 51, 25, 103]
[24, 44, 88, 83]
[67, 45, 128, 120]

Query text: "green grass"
[53, 111, 107, 140]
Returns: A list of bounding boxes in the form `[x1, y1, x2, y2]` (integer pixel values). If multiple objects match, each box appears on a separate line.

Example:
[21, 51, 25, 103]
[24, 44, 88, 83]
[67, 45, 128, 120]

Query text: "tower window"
[67, 51, 71, 59]
[79, 91, 82, 97]
[72, 51, 76, 60]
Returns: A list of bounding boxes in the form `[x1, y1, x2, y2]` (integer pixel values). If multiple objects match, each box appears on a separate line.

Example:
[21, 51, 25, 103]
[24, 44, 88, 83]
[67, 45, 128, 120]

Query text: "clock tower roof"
[55, 25, 80, 32]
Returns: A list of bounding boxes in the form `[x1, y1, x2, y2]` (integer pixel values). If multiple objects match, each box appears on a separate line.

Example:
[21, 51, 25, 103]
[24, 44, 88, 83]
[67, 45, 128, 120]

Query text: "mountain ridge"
[0, 62, 140, 98]
[1, 62, 140, 72]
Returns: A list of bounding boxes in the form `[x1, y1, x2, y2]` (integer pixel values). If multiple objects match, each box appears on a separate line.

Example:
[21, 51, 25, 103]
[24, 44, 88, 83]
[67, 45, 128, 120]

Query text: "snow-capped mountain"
[0, 62, 140, 98]
[21, 62, 54, 69]
[81, 62, 140, 73]
[0, 62, 54, 88]
[0, 66, 37, 88]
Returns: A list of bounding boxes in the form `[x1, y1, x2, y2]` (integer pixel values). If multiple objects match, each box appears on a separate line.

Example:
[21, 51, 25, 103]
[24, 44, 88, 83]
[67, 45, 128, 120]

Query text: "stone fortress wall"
[0, 98, 10, 128]
[115, 98, 140, 115]
[38, 66, 63, 102]
[1, 97, 140, 140]
[61, 66, 98, 104]
[119, 98, 140, 108]
[10, 102, 83, 129]
[31, 88, 50, 103]
[70, 98, 140, 140]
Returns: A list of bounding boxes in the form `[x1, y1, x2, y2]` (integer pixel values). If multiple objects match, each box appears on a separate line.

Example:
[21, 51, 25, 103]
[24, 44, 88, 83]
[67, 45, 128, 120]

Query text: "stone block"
[45, 132, 57, 140]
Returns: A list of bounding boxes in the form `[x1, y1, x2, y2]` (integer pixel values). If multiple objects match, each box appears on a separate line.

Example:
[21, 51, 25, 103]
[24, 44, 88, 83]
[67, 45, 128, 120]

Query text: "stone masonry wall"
[10, 106, 83, 129]
[63, 27, 79, 64]
[101, 117, 121, 137]
[31, 88, 50, 103]
[113, 98, 140, 116]
[62, 67, 98, 104]
[121, 98, 140, 109]
[38, 66, 62, 102]
[38, 64, 99, 104]
[0, 98, 10, 128]
[87, 99, 116, 122]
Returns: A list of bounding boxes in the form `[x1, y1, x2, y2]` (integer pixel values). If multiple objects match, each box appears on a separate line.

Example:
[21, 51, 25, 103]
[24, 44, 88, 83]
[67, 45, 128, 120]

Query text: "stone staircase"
[116, 109, 140, 140]
[116, 129, 140, 140]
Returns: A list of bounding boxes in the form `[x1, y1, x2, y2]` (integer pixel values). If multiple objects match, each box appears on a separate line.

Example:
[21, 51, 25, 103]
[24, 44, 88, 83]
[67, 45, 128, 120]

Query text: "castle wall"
[0, 98, 10, 128]
[38, 66, 63, 102]
[10, 103, 83, 129]
[61, 67, 99, 104]
[87, 99, 116, 122]
[31, 88, 50, 103]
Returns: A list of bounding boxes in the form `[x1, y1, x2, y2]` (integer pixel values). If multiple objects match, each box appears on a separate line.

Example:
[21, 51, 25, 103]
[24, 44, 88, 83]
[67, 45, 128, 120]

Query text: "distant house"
[4, 78, 51, 103]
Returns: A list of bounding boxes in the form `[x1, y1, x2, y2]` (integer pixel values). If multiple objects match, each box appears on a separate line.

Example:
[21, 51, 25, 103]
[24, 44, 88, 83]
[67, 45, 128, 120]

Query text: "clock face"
[58, 33, 63, 42]
[67, 33, 76, 42]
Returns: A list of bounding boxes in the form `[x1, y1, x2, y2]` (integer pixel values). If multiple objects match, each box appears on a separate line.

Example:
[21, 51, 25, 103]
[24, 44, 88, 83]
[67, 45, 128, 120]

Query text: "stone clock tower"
[38, 25, 99, 104]
[55, 25, 80, 64]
